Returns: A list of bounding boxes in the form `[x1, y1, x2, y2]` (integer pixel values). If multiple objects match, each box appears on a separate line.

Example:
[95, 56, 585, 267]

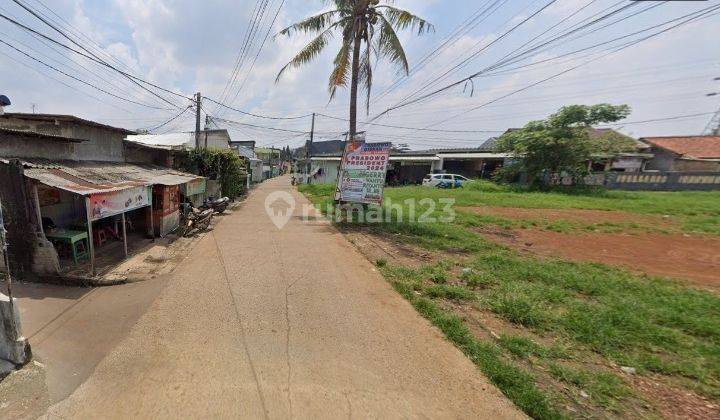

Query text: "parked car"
[422, 173, 471, 188]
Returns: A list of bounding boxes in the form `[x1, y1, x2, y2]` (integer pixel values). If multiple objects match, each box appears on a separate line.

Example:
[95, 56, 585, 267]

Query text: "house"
[489, 127, 651, 173]
[125, 129, 233, 154]
[0, 113, 134, 161]
[641, 136, 720, 172]
[255, 147, 281, 180]
[232, 143, 263, 183]
[0, 115, 205, 280]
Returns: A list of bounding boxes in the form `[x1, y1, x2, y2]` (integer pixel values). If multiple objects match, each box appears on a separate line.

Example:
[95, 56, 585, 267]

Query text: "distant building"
[641, 136, 720, 172]
[255, 147, 281, 179]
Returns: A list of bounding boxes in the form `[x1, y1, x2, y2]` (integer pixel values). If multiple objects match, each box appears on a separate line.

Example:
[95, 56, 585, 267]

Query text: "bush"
[173, 148, 248, 199]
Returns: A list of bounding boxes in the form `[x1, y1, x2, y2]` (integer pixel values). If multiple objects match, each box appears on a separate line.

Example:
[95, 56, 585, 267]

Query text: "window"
[442, 174, 453, 180]
[456, 175, 469, 181]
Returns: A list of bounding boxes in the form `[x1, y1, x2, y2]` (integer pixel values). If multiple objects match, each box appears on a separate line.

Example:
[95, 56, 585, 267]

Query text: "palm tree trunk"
[348, 24, 362, 139]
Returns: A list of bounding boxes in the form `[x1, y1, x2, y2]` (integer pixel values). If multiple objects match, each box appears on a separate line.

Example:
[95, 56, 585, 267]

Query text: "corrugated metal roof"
[0, 158, 201, 195]
[125, 132, 194, 149]
[1, 113, 135, 134]
[0, 127, 86, 143]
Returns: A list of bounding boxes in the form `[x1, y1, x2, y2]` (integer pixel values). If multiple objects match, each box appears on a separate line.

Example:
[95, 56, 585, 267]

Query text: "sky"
[1, 0, 719, 150]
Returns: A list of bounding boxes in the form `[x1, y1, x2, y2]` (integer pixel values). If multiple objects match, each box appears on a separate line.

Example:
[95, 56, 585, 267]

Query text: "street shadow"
[11, 281, 91, 301]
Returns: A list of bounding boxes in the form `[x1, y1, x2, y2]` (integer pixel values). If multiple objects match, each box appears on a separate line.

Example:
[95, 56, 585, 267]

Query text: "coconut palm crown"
[276, 0, 433, 137]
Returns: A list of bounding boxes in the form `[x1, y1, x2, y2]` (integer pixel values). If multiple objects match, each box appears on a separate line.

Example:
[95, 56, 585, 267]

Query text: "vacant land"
[300, 182, 720, 419]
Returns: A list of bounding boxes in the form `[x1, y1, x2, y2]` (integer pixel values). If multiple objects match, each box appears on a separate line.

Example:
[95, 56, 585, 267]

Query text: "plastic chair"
[94, 229, 107, 247]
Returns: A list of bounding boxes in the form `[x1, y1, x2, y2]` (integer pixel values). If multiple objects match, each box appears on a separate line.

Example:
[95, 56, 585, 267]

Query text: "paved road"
[45, 177, 522, 419]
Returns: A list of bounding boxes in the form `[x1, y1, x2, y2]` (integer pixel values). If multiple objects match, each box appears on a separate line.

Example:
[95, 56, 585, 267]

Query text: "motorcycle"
[202, 196, 230, 214]
[178, 202, 213, 237]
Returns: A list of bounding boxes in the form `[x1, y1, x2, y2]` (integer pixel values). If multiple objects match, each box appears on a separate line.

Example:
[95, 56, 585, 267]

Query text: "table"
[45, 229, 89, 265]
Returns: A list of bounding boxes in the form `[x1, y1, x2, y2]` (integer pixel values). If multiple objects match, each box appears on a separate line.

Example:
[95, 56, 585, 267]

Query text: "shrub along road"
[43, 176, 522, 418]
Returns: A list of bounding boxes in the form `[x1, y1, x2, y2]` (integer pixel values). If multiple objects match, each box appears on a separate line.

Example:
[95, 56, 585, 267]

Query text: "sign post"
[334, 141, 392, 206]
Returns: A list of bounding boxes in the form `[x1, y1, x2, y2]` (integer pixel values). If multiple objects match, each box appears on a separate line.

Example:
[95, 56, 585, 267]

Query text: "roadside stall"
[12, 159, 203, 277]
[85, 184, 153, 274]
[151, 174, 203, 237]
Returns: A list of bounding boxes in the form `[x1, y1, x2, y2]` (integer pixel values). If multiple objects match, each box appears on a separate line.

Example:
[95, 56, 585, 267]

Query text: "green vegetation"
[299, 182, 720, 418]
[174, 148, 248, 199]
[493, 104, 633, 186]
[299, 181, 720, 235]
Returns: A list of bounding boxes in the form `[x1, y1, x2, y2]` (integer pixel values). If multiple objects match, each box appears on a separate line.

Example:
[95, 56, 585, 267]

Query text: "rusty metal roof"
[0, 158, 201, 195]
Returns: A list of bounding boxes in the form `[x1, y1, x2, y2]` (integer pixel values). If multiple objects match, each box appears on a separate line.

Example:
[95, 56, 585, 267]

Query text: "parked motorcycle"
[178, 202, 213, 237]
[202, 196, 230, 214]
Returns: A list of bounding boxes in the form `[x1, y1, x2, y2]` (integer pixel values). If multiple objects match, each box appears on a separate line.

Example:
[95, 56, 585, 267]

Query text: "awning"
[437, 153, 510, 159]
[2, 158, 203, 195]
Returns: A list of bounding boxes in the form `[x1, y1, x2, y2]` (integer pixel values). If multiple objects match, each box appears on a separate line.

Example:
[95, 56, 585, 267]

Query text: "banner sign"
[334, 141, 391, 205]
[88, 185, 151, 221]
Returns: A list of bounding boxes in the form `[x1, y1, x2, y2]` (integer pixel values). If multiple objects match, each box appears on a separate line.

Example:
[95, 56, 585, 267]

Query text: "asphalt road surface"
[43, 176, 522, 418]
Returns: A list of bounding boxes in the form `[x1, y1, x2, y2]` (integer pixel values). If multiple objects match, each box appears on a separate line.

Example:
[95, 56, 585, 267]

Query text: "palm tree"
[276, 0, 433, 138]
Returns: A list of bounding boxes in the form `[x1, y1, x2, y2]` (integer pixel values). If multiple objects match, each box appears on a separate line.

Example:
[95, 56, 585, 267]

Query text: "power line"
[225, 0, 285, 110]
[18, 0, 168, 108]
[0, 38, 173, 110]
[314, 113, 499, 133]
[601, 112, 716, 127]
[395, 0, 562, 107]
[214, 0, 272, 114]
[381, 0, 642, 118]
[144, 106, 193, 132]
[373, 0, 506, 102]
[204, 96, 312, 120]
[0, 48, 134, 114]
[0, 11, 193, 102]
[10, 0, 183, 109]
[210, 116, 310, 134]
[0, 26, 172, 111]
[373, 3, 720, 126]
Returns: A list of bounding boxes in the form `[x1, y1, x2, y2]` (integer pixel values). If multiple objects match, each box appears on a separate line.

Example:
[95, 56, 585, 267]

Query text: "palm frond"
[328, 40, 352, 100]
[376, 5, 434, 35]
[376, 13, 409, 75]
[276, 27, 336, 83]
[276, 10, 341, 37]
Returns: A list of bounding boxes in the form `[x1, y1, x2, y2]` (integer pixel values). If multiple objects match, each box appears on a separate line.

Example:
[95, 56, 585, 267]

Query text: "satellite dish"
[0, 95, 10, 106]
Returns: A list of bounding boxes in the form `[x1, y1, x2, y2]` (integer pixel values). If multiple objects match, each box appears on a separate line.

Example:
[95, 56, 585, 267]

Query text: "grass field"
[299, 182, 720, 419]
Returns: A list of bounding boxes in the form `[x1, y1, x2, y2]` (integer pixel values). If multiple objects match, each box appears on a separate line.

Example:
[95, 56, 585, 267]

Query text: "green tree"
[494, 104, 632, 186]
[275, 0, 433, 138]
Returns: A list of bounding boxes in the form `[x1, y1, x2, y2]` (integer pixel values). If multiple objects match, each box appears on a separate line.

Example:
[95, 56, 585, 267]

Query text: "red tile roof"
[640, 136, 720, 159]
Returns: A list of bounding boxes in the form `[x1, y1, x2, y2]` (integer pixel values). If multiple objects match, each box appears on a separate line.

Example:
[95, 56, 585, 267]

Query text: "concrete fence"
[585, 171, 720, 191]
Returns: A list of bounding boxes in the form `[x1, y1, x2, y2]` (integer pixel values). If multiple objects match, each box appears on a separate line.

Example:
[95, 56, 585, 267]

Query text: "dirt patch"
[459, 206, 678, 229]
[481, 228, 720, 289]
[630, 376, 719, 419]
[341, 225, 441, 268]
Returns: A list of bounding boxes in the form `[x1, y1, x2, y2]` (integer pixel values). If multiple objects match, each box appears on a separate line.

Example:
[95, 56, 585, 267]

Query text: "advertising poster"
[334, 141, 392, 205]
[88, 185, 151, 221]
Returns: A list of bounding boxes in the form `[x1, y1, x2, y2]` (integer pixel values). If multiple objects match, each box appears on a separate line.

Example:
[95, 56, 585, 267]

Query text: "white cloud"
[0, 0, 717, 147]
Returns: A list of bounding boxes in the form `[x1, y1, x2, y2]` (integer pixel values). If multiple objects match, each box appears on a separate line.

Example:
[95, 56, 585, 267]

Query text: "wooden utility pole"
[194, 92, 202, 148]
[307, 112, 315, 184]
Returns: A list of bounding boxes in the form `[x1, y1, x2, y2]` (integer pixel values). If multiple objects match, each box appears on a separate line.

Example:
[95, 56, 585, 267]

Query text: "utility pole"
[194, 92, 202, 149]
[306, 112, 315, 184]
[704, 78, 720, 136]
